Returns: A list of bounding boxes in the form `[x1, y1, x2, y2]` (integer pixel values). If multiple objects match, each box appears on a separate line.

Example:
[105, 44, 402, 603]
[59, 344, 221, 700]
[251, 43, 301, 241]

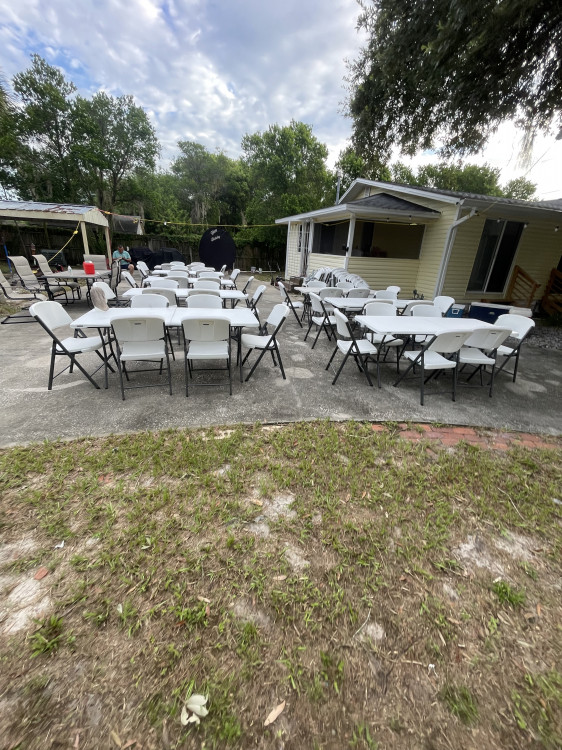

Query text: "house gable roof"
[276, 191, 440, 225]
[341, 179, 562, 215]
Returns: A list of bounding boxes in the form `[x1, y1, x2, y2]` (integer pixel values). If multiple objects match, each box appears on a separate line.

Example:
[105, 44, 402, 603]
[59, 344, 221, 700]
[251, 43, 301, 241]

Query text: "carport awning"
[0, 200, 109, 228]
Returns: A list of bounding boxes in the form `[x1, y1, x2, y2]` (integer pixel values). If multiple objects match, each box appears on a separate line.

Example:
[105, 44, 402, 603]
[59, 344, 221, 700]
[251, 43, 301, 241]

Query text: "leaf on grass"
[197, 596, 210, 603]
[264, 700, 285, 727]
[180, 706, 189, 726]
[251, 499, 263, 506]
[273, 575, 287, 581]
[110, 730, 122, 747]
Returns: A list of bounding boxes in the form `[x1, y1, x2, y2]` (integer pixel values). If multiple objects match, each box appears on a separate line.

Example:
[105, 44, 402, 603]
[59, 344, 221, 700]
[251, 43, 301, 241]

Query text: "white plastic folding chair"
[402, 300, 434, 316]
[198, 271, 222, 279]
[374, 289, 397, 300]
[111, 314, 172, 400]
[336, 281, 354, 291]
[167, 274, 189, 288]
[136, 261, 150, 283]
[193, 279, 220, 290]
[133, 294, 176, 356]
[121, 270, 139, 288]
[186, 295, 223, 308]
[325, 309, 379, 387]
[397, 330, 473, 405]
[492, 314, 535, 382]
[304, 280, 325, 289]
[363, 301, 403, 371]
[458, 327, 512, 396]
[182, 316, 232, 396]
[305, 292, 336, 348]
[142, 287, 177, 306]
[29, 300, 111, 389]
[386, 286, 401, 295]
[240, 304, 290, 382]
[246, 284, 266, 322]
[411, 304, 442, 345]
[92, 280, 128, 307]
[433, 296, 455, 315]
[221, 269, 240, 289]
[278, 282, 304, 327]
[240, 275, 254, 295]
[346, 288, 371, 299]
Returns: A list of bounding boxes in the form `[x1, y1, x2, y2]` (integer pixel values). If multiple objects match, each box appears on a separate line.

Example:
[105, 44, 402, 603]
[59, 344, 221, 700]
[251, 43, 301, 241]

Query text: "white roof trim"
[276, 202, 440, 225]
[339, 179, 462, 205]
[0, 202, 109, 228]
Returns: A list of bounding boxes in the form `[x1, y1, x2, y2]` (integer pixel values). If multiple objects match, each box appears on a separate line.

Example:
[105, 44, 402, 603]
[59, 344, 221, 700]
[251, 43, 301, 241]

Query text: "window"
[467, 219, 523, 293]
[312, 222, 348, 255]
[351, 221, 424, 258]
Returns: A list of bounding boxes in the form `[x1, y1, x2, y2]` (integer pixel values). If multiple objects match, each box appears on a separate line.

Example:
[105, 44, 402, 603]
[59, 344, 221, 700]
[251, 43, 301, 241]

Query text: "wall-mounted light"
[555, 226, 559, 232]
[523, 222, 528, 229]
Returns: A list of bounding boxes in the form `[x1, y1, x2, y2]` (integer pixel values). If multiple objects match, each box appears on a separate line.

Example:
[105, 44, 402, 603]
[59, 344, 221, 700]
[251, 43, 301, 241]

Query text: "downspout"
[433, 203, 477, 297]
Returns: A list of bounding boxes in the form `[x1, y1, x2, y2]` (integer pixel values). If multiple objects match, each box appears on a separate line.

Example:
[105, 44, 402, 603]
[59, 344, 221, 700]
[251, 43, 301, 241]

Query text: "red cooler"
[83, 261, 95, 275]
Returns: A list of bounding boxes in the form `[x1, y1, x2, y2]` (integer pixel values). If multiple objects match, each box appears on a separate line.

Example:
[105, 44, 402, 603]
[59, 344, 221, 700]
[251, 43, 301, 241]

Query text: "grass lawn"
[0, 422, 561, 749]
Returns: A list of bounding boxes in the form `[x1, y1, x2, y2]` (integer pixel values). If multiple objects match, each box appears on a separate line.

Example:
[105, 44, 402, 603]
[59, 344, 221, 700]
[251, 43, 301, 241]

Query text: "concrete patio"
[1, 274, 560, 447]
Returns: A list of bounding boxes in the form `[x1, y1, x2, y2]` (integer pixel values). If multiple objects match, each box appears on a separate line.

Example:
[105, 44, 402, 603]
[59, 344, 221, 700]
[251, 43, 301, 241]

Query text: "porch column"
[344, 216, 356, 271]
[80, 221, 90, 256]
[103, 225, 112, 265]
[284, 221, 291, 280]
[305, 221, 314, 277]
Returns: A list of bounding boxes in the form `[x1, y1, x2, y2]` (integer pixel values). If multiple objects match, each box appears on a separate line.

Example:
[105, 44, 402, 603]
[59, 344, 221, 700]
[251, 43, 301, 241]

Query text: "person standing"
[112, 245, 134, 272]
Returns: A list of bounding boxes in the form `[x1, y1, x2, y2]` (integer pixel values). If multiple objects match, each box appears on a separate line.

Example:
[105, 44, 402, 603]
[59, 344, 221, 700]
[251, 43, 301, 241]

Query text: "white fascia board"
[276, 203, 441, 225]
[339, 179, 461, 206]
[0, 207, 109, 227]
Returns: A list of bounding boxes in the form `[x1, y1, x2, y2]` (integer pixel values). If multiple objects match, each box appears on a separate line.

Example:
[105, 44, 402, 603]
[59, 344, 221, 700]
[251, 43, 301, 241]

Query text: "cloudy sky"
[1, 0, 561, 199]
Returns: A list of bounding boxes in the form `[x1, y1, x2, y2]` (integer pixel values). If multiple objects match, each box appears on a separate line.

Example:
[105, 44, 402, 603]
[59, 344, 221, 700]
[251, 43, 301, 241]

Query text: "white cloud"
[0, 0, 560, 199]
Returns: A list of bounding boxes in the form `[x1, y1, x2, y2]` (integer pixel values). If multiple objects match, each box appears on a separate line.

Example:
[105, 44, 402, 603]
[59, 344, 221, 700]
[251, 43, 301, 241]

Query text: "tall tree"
[241, 120, 332, 250]
[348, 1, 562, 158]
[1, 54, 79, 201]
[71, 91, 159, 212]
[334, 145, 391, 195]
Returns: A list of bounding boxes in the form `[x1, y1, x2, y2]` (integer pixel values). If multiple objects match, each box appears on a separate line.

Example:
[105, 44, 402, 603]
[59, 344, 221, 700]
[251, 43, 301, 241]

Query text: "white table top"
[324, 297, 369, 311]
[152, 269, 224, 278]
[355, 315, 493, 337]
[72, 306, 259, 330]
[123, 288, 246, 301]
[44, 270, 110, 280]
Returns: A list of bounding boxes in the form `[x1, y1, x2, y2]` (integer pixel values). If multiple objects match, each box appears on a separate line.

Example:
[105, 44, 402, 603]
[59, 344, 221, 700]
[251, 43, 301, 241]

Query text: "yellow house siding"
[307, 253, 346, 272]
[443, 215, 562, 302]
[285, 224, 301, 278]
[412, 204, 459, 297]
[347, 258, 419, 293]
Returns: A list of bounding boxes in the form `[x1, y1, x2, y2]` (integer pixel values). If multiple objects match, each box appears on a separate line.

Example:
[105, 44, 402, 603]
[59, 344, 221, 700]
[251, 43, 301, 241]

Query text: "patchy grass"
[0, 421, 561, 749]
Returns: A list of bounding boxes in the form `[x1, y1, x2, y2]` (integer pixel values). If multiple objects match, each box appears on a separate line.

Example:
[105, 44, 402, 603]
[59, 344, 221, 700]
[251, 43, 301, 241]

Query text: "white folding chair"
[240, 304, 290, 382]
[142, 287, 177, 306]
[433, 295, 455, 315]
[278, 282, 303, 327]
[386, 286, 401, 295]
[167, 274, 189, 288]
[111, 314, 172, 399]
[198, 271, 222, 279]
[246, 284, 266, 326]
[336, 281, 354, 291]
[397, 330, 473, 405]
[186, 295, 223, 308]
[144, 277, 179, 289]
[458, 327, 512, 396]
[92, 280, 128, 307]
[121, 270, 139, 288]
[346, 288, 371, 299]
[305, 292, 336, 348]
[325, 309, 379, 387]
[374, 289, 397, 300]
[492, 314, 536, 382]
[186, 288, 221, 298]
[29, 301, 111, 389]
[363, 301, 403, 371]
[193, 279, 221, 290]
[182, 317, 232, 396]
[241, 275, 254, 295]
[221, 269, 240, 289]
[402, 300, 434, 316]
[131, 294, 168, 308]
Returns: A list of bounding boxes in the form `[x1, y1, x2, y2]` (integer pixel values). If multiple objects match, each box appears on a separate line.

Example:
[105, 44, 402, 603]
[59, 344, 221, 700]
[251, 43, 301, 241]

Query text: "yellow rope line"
[45, 222, 80, 262]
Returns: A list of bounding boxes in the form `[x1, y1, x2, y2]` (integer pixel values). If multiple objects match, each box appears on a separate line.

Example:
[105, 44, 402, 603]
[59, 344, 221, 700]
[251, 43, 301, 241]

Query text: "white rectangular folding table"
[122, 288, 247, 307]
[354, 315, 495, 388]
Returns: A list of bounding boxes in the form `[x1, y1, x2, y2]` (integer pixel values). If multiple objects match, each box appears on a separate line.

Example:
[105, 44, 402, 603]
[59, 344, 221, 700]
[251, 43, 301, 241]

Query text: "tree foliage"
[0, 55, 158, 211]
[241, 120, 332, 251]
[349, 0, 562, 158]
